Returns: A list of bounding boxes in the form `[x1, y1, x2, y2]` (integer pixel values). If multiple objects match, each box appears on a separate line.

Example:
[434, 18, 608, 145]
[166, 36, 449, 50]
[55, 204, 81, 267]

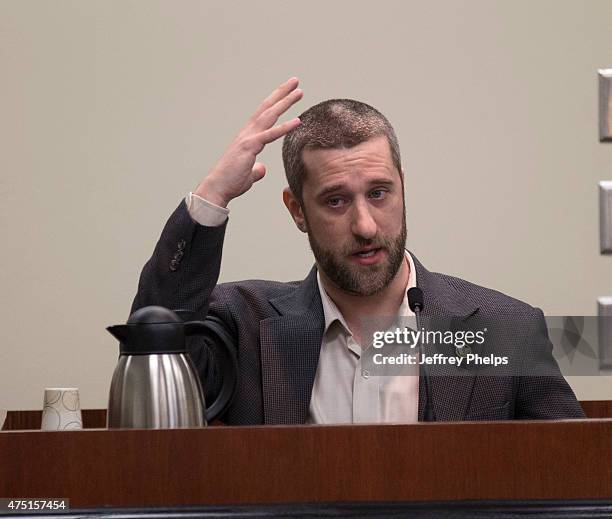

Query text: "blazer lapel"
[412, 254, 480, 421]
[260, 267, 324, 424]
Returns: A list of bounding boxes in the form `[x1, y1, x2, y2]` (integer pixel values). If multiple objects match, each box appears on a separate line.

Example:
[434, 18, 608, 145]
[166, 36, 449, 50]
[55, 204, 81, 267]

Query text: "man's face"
[297, 136, 407, 296]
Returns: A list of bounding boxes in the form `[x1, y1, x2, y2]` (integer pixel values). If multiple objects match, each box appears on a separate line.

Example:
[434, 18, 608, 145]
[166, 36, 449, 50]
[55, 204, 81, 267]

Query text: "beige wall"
[1, 0, 611, 411]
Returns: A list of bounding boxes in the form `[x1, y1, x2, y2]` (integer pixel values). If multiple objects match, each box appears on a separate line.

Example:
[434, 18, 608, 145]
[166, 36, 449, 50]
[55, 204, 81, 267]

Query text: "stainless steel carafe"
[106, 306, 237, 429]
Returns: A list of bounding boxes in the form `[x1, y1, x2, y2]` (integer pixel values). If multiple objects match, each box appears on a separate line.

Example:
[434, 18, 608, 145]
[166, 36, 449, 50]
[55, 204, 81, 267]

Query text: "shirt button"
[177, 239, 186, 251]
[169, 259, 179, 271]
[173, 250, 184, 261]
[361, 369, 370, 379]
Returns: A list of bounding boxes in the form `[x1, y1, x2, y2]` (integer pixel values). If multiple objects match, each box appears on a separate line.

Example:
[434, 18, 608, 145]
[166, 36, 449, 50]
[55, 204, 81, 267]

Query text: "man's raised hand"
[194, 78, 303, 207]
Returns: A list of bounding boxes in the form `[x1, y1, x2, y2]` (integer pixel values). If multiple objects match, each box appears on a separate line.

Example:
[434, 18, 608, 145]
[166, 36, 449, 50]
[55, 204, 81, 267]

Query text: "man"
[131, 77, 584, 424]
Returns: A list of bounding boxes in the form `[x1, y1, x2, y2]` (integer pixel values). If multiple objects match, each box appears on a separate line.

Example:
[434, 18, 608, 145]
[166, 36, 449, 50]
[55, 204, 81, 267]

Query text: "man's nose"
[351, 199, 377, 240]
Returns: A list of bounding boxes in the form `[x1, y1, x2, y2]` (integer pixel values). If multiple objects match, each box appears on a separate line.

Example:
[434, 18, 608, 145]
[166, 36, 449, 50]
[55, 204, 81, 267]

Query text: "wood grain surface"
[2, 418, 612, 507]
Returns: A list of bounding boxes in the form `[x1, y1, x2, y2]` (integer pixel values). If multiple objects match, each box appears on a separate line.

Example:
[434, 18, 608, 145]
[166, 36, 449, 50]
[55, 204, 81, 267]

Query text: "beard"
[306, 218, 407, 297]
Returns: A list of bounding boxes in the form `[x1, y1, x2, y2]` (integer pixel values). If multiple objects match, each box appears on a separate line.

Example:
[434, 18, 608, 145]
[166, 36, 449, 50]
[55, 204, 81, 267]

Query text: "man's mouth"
[350, 247, 385, 264]
[355, 249, 379, 258]
[352, 247, 381, 257]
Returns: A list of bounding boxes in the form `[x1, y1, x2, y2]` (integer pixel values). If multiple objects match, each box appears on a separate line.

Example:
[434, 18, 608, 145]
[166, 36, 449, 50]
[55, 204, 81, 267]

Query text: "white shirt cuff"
[185, 191, 229, 227]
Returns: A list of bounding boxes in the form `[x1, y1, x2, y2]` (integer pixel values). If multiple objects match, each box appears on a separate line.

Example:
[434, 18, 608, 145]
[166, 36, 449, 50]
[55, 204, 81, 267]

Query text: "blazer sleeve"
[131, 199, 228, 316]
[514, 308, 586, 419]
[130, 199, 231, 408]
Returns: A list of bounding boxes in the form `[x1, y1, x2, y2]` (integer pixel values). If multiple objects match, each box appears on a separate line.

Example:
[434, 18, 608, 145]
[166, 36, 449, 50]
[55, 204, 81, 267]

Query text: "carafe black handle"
[184, 317, 238, 423]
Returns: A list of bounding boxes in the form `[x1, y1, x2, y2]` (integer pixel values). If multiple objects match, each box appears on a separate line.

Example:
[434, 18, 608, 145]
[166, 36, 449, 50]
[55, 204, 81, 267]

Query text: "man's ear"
[282, 187, 308, 233]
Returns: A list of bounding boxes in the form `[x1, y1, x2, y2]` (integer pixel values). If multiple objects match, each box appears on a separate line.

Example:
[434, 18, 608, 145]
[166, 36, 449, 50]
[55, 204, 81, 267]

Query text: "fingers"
[253, 77, 300, 119]
[256, 88, 303, 130]
[259, 117, 301, 144]
[237, 78, 303, 158]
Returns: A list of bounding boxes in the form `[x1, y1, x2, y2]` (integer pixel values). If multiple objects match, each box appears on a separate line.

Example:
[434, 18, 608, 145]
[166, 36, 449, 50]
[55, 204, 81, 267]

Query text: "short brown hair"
[282, 99, 402, 203]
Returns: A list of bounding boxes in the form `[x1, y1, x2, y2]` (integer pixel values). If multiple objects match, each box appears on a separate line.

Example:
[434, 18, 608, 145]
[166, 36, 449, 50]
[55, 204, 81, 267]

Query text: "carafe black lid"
[107, 306, 186, 355]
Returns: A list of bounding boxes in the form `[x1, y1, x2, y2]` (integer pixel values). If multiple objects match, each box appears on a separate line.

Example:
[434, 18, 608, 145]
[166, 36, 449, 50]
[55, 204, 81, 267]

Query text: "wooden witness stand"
[1, 402, 612, 516]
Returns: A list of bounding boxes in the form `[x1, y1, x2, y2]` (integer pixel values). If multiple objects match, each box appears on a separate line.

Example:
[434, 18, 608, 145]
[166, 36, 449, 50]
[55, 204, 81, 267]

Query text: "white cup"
[41, 388, 82, 431]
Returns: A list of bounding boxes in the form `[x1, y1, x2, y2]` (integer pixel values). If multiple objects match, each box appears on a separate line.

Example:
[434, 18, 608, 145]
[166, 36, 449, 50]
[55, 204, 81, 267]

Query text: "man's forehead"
[301, 136, 398, 188]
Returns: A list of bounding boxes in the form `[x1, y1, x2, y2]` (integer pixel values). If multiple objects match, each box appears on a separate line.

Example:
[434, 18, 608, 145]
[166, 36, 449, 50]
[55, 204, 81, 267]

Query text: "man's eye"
[327, 197, 345, 207]
[370, 189, 388, 200]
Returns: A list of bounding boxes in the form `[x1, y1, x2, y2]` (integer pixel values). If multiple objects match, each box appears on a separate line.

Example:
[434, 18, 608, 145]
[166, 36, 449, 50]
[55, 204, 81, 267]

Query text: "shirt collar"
[316, 250, 417, 337]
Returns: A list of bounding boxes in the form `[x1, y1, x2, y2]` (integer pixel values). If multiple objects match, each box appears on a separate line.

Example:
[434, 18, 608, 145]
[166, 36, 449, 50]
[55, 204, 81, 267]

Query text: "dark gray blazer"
[131, 201, 585, 424]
